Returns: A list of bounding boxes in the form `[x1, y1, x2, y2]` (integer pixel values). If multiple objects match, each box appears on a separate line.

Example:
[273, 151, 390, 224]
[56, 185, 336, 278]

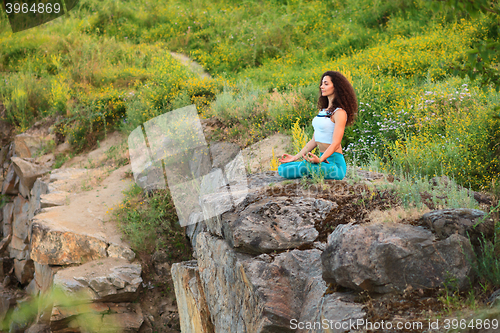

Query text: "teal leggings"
[278, 152, 347, 180]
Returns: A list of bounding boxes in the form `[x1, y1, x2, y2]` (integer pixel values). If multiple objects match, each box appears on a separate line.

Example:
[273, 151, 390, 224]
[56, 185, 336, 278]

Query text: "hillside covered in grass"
[0, 0, 499, 195]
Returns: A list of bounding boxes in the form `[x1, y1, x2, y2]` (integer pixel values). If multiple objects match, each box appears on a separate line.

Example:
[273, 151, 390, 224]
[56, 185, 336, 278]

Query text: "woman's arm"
[294, 134, 317, 160]
[319, 111, 347, 162]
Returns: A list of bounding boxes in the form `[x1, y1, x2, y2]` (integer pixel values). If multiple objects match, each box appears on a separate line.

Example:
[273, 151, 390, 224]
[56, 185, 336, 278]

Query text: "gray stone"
[11, 195, 30, 244]
[40, 192, 67, 208]
[0, 292, 11, 323]
[19, 181, 30, 199]
[209, 141, 240, 171]
[14, 259, 35, 285]
[1, 164, 19, 195]
[185, 218, 207, 252]
[106, 243, 135, 262]
[321, 222, 475, 293]
[9, 235, 29, 260]
[420, 208, 494, 245]
[2, 202, 14, 238]
[11, 157, 50, 191]
[53, 258, 142, 304]
[0, 119, 13, 147]
[193, 232, 365, 332]
[29, 179, 49, 219]
[25, 323, 51, 333]
[30, 219, 108, 265]
[34, 262, 58, 295]
[220, 196, 334, 254]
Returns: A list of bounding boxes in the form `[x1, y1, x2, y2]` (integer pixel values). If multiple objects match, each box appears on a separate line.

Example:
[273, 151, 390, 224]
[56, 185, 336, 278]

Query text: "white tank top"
[312, 108, 341, 144]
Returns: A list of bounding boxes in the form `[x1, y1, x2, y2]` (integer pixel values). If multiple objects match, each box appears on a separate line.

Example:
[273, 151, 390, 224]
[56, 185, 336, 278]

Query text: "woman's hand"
[278, 153, 296, 164]
[303, 152, 329, 164]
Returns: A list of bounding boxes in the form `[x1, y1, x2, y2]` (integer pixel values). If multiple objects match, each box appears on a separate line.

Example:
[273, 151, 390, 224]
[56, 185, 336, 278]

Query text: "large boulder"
[29, 218, 109, 265]
[221, 196, 334, 254]
[321, 222, 475, 293]
[189, 231, 365, 332]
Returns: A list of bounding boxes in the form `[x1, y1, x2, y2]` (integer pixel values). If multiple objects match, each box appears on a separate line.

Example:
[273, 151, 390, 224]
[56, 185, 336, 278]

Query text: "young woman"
[278, 71, 358, 180]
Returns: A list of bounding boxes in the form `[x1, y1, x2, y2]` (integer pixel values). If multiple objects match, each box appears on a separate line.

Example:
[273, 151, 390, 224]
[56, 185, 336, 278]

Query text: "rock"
[30, 217, 108, 265]
[25, 323, 51, 333]
[185, 219, 207, 251]
[14, 134, 46, 158]
[2, 202, 14, 238]
[240, 133, 291, 174]
[321, 222, 475, 293]
[14, 259, 35, 285]
[0, 292, 11, 323]
[40, 192, 68, 208]
[220, 196, 334, 254]
[0, 145, 8, 170]
[0, 235, 11, 254]
[50, 302, 111, 332]
[34, 262, 59, 295]
[53, 258, 142, 304]
[152, 250, 170, 276]
[171, 261, 214, 333]
[420, 208, 494, 245]
[19, 181, 30, 199]
[209, 141, 240, 171]
[54, 142, 71, 155]
[0, 118, 13, 147]
[431, 175, 451, 188]
[13, 137, 32, 158]
[134, 160, 167, 192]
[9, 235, 29, 260]
[25, 278, 37, 296]
[107, 244, 136, 262]
[35, 153, 55, 168]
[11, 157, 50, 191]
[0, 257, 14, 280]
[1, 164, 19, 195]
[29, 179, 49, 219]
[193, 231, 365, 332]
[11, 195, 30, 246]
[71, 303, 144, 333]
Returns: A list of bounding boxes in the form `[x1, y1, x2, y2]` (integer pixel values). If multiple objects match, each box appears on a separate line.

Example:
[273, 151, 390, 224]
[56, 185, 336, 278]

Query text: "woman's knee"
[278, 164, 285, 177]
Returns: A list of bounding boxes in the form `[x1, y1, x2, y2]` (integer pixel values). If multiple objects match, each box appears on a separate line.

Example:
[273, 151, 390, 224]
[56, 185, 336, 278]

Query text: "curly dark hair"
[317, 71, 358, 127]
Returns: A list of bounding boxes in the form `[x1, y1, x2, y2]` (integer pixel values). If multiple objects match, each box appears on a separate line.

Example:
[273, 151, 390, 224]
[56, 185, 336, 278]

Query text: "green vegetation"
[0, 287, 110, 332]
[113, 184, 192, 260]
[2, 0, 498, 196]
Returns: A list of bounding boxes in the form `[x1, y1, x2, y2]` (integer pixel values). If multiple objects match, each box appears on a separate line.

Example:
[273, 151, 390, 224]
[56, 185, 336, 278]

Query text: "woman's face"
[320, 75, 335, 98]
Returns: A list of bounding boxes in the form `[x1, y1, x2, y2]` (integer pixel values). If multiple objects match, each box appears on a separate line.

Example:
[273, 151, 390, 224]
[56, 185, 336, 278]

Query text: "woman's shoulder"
[330, 108, 348, 121]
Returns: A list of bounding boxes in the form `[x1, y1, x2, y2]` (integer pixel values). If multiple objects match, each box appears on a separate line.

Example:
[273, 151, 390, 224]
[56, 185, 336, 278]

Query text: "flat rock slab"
[30, 165, 134, 265]
[51, 302, 143, 333]
[53, 257, 142, 304]
[40, 192, 68, 208]
[221, 196, 335, 254]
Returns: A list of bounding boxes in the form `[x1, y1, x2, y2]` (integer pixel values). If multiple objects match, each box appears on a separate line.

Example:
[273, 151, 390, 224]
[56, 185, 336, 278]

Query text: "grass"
[0, 0, 498, 195]
[113, 183, 192, 260]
